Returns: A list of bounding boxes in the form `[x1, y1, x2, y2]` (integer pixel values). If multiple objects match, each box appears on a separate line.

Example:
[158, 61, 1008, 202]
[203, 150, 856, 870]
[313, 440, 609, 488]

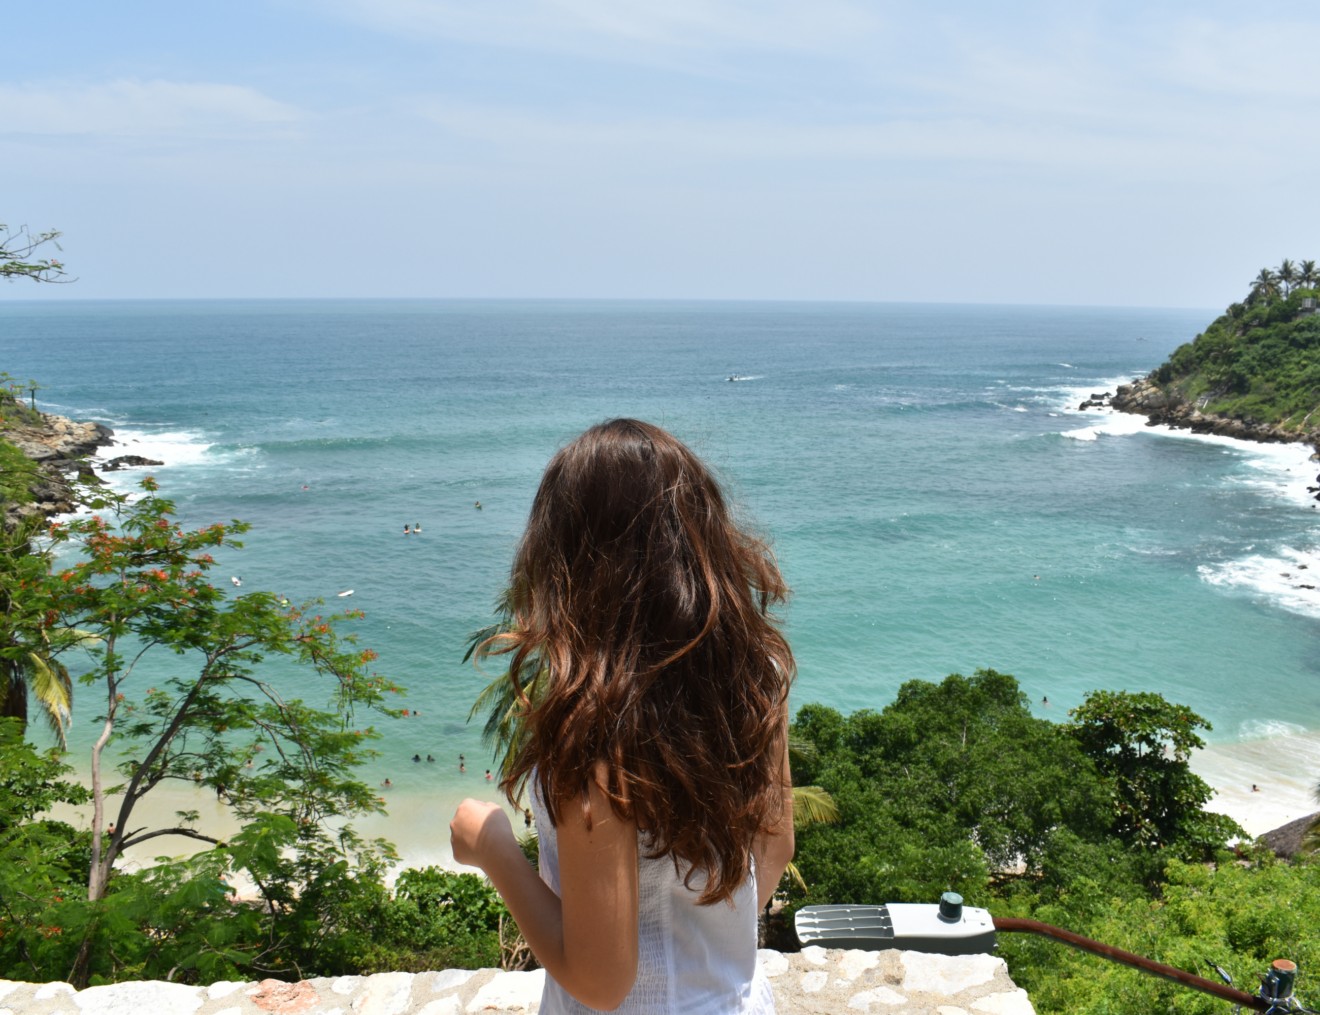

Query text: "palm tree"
[1250, 267, 1280, 303]
[1278, 259, 1299, 296]
[0, 519, 79, 746]
[0, 641, 74, 746]
[1299, 260, 1319, 291]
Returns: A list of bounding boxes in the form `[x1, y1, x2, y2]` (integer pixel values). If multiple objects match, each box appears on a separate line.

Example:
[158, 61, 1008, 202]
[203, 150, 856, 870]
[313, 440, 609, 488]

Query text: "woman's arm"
[450, 773, 640, 1011]
[752, 711, 795, 911]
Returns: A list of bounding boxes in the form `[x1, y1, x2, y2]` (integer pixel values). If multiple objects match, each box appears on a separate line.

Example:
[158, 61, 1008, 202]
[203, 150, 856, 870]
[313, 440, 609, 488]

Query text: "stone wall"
[0, 948, 1033, 1014]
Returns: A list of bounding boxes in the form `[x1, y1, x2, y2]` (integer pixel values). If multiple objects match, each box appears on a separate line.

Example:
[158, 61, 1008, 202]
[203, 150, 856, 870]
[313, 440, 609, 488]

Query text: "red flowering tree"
[29, 478, 403, 982]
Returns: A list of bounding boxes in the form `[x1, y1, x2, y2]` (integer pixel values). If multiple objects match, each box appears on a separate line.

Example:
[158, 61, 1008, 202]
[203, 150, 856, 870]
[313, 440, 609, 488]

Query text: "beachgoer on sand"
[450, 419, 793, 1014]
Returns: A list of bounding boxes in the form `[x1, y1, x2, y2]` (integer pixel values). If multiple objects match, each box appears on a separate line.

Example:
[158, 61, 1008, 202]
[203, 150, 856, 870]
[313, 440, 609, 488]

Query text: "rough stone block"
[463, 970, 544, 1013]
[0, 947, 1034, 1013]
[71, 981, 203, 1014]
[352, 972, 415, 1015]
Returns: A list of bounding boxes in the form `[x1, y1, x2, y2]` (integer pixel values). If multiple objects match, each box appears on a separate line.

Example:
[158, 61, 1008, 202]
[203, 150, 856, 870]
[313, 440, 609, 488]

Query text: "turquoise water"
[4, 299, 1319, 855]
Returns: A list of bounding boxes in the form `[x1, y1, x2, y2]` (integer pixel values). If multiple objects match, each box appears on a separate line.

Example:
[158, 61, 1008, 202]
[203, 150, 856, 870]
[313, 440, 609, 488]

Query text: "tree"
[0, 224, 69, 284]
[790, 671, 1110, 882]
[26, 477, 402, 985]
[0, 717, 92, 980]
[1250, 267, 1280, 302]
[1066, 690, 1241, 854]
[1300, 260, 1319, 291]
[1278, 259, 1299, 296]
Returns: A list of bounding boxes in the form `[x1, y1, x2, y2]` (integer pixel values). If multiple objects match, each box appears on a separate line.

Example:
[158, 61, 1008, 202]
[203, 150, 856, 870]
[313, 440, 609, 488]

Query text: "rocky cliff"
[0, 412, 115, 529]
[0, 947, 1035, 1014]
[1108, 377, 1320, 447]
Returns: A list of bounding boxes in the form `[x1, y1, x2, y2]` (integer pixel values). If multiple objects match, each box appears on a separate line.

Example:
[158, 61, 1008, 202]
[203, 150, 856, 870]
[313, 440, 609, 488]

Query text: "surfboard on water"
[337, 590, 354, 597]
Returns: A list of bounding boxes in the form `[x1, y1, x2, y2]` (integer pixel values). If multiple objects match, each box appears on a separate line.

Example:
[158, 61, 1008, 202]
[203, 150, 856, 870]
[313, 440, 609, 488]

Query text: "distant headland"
[1091, 259, 1320, 450]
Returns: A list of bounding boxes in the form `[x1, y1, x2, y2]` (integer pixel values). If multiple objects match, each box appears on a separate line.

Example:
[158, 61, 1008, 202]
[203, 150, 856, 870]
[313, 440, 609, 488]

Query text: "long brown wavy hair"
[483, 418, 794, 905]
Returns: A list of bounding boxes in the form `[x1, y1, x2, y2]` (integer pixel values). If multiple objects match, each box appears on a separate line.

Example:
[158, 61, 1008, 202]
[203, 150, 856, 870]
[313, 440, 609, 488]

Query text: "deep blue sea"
[3, 299, 1318, 862]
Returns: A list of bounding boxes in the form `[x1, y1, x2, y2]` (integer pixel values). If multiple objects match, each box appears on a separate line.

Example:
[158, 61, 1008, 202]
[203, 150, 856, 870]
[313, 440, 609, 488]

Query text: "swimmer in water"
[460, 762, 466, 772]
[1042, 696, 1049, 705]
[382, 778, 393, 787]
[475, 501, 482, 509]
[426, 754, 435, 762]
[485, 769, 492, 780]
[413, 754, 421, 762]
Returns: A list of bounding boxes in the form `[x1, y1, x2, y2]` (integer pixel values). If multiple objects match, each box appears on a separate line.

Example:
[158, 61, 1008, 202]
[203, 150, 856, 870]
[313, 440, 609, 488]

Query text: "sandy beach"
[1191, 729, 1320, 838]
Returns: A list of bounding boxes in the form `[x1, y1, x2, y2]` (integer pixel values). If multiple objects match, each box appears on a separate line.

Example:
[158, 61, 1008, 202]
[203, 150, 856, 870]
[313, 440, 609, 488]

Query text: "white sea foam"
[90, 428, 256, 494]
[1043, 376, 1320, 633]
[1198, 550, 1320, 620]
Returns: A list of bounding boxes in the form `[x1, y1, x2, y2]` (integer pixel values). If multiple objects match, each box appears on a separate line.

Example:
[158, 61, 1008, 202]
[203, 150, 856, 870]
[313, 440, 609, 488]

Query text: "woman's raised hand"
[450, 798, 515, 869]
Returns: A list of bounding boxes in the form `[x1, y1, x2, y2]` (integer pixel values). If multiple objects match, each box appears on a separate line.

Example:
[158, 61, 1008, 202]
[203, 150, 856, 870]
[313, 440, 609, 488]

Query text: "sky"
[2, 1, 1318, 304]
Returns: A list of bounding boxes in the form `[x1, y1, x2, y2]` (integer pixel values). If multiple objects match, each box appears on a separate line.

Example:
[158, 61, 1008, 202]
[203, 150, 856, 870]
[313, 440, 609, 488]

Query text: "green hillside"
[1154, 260, 1320, 427]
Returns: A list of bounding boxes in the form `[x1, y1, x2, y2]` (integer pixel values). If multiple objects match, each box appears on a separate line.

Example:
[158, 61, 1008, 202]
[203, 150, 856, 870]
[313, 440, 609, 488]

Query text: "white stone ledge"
[0, 949, 1032, 1014]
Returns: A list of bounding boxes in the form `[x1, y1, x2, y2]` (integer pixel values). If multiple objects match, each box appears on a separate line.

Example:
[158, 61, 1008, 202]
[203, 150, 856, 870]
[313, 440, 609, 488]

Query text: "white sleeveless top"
[531, 785, 774, 1015]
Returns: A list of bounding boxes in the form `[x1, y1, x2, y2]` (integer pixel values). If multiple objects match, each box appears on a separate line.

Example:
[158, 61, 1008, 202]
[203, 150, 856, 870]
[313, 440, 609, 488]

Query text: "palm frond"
[1305, 785, 1320, 855]
[791, 785, 839, 828]
[787, 733, 819, 766]
[782, 860, 807, 892]
[24, 651, 72, 747]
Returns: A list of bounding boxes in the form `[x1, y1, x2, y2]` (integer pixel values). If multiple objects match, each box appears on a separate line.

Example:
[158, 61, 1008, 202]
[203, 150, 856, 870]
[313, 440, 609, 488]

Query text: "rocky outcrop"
[101, 454, 164, 472]
[1109, 377, 1320, 446]
[0, 948, 1036, 1013]
[0, 413, 115, 530]
[1260, 812, 1319, 860]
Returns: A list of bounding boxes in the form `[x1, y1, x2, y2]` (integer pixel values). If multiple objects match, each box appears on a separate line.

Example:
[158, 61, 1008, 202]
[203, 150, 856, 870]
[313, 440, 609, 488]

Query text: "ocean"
[2, 299, 1317, 867]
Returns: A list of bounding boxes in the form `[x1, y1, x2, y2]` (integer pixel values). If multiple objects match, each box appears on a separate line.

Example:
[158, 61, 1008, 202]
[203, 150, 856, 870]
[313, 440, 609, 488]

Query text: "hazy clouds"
[3, 0, 1317, 303]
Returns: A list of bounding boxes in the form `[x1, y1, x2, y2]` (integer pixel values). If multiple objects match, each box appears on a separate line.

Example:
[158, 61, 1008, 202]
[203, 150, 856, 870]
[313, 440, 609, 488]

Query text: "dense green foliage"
[0, 801, 509, 983]
[786, 670, 1319, 1013]
[997, 847, 1320, 1013]
[1152, 259, 1320, 425]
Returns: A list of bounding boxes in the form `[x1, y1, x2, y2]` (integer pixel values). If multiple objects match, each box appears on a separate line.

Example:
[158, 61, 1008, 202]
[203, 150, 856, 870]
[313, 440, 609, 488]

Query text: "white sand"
[46, 778, 523, 885]
[1191, 729, 1320, 837]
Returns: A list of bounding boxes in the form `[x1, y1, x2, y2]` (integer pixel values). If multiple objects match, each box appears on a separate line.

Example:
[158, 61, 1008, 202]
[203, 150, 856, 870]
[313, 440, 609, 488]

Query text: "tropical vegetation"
[0, 471, 518, 986]
[786, 670, 1319, 1013]
[1150, 257, 1320, 426]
